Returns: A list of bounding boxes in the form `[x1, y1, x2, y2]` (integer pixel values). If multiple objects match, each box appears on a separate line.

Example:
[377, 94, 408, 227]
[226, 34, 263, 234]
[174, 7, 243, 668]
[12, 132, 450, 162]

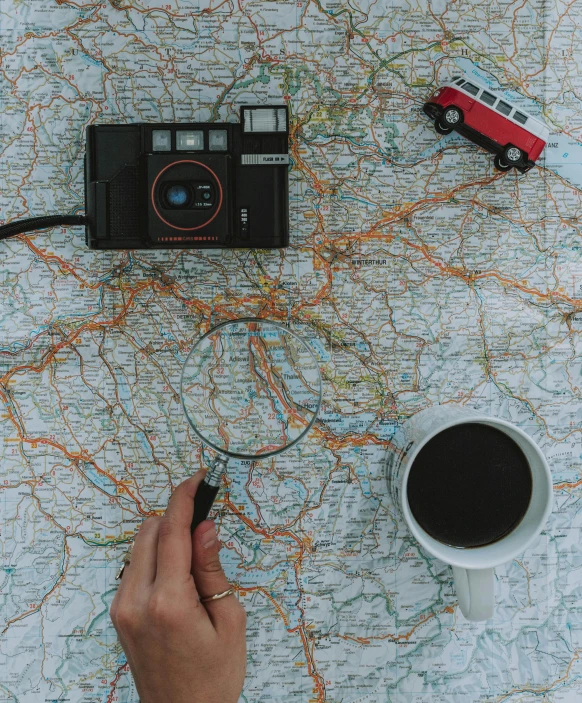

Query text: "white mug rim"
[399, 414, 553, 570]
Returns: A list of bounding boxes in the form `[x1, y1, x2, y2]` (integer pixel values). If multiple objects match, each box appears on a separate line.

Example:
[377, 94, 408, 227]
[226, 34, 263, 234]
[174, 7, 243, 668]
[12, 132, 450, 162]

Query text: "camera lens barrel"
[165, 184, 190, 207]
[160, 180, 215, 210]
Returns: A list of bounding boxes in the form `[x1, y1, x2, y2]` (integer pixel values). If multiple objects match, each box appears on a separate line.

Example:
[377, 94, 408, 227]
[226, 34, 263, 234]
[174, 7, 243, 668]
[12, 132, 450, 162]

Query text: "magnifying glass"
[180, 318, 323, 532]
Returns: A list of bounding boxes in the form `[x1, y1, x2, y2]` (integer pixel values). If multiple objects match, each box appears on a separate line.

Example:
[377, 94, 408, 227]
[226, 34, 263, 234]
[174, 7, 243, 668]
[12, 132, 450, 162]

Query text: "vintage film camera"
[84, 105, 289, 249]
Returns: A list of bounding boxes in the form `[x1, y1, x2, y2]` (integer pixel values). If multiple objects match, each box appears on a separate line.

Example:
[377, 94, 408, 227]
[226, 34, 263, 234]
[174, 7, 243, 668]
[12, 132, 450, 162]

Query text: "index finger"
[156, 471, 207, 587]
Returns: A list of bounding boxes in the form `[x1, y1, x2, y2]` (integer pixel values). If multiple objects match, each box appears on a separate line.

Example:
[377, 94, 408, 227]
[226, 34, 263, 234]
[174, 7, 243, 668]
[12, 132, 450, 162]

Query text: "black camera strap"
[0, 215, 87, 241]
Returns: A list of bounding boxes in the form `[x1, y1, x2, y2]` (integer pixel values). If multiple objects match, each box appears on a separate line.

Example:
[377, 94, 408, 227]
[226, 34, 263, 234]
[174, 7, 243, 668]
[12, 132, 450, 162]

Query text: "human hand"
[109, 471, 247, 703]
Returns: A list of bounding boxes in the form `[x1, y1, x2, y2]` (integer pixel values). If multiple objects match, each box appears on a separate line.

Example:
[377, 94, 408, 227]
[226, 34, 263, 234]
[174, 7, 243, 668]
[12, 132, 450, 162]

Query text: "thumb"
[192, 521, 240, 628]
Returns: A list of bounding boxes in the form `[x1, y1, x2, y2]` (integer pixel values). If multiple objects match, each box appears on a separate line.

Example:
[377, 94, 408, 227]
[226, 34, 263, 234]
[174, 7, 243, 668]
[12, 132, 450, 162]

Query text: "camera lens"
[165, 184, 189, 207]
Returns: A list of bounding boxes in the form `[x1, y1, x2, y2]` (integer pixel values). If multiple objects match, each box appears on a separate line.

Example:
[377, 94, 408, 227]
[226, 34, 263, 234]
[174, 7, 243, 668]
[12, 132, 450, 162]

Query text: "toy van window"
[455, 79, 465, 85]
[496, 101, 512, 116]
[514, 111, 528, 124]
[481, 91, 496, 106]
[463, 82, 479, 96]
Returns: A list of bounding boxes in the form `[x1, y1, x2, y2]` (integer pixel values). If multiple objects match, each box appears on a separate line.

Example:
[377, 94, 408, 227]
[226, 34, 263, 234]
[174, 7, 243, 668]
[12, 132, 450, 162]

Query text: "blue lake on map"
[83, 467, 117, 496]
[544, 134, 582, 189]
[113, 369, 133, 415]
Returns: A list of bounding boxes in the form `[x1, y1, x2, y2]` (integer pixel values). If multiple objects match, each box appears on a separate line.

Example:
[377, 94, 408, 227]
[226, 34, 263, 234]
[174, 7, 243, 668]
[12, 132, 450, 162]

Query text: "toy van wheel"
[494, 155, 513, 172]
[503, 145, 524, 164]
[442, 106, 463, 127]
[435, 120, 453, 135]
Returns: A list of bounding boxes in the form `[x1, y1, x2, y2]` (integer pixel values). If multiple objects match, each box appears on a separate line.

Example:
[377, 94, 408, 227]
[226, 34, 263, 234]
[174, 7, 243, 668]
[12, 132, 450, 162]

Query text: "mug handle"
[451, 566, 494, 621]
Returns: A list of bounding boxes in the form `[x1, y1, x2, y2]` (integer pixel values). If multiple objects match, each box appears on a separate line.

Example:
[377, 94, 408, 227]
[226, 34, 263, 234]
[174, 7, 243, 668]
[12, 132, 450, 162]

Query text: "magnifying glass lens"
[180, 319, 322, 459]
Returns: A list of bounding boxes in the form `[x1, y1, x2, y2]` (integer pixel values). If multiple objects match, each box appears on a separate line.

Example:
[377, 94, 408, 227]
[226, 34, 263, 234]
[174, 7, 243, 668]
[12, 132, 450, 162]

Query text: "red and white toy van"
[423, 75, 550, 172]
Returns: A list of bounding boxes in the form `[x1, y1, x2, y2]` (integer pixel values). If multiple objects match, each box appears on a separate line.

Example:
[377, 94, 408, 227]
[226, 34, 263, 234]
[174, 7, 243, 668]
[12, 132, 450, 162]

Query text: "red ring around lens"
[151, 160, 223, 231]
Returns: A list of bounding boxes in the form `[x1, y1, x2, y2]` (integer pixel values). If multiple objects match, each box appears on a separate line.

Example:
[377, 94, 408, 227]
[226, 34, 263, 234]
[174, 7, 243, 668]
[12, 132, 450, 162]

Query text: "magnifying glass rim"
[180, 317, 323, 460]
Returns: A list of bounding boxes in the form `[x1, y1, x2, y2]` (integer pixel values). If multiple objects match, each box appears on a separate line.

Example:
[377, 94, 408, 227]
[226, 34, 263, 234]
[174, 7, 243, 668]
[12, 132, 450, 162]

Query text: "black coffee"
[406, 423, 532, 548]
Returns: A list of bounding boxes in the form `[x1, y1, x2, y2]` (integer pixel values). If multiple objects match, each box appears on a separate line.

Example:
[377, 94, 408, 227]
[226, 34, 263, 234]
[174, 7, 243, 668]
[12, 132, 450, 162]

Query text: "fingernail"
[201, 524, 218, 549]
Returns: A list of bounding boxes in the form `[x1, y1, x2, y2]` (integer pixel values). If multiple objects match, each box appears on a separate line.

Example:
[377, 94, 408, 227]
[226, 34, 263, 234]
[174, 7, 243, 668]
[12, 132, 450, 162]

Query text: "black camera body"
[84, 106, 289, 249]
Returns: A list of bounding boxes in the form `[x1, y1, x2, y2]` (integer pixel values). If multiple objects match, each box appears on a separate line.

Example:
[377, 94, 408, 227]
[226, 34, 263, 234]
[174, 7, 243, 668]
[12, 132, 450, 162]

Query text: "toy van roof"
[442, 75, 550, 141]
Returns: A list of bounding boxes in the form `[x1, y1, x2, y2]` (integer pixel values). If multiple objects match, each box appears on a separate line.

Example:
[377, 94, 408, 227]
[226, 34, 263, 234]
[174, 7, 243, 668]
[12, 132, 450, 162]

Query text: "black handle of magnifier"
[191, 456, 229, 533]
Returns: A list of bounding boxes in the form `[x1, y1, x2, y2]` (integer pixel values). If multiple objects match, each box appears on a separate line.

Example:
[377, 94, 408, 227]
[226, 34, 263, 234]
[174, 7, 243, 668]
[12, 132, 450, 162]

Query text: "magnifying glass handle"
[191, 457, 228, 533]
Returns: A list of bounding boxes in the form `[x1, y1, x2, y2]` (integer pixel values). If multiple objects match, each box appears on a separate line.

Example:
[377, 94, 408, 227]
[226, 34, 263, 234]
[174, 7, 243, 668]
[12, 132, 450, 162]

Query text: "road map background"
[1, 0, 582, 701]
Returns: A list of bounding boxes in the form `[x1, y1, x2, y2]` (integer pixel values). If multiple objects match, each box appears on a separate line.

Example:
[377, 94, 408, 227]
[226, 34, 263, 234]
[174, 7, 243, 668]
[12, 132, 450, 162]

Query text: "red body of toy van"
[423, 76, 550, 172]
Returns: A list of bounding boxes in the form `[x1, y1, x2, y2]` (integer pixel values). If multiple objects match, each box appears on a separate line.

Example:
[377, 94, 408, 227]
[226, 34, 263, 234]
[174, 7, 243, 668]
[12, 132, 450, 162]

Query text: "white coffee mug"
[387, 405, 553, 621]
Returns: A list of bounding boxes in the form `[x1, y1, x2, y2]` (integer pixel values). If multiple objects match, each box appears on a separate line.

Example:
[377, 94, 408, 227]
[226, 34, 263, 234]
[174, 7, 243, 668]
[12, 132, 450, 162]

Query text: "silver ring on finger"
[200, 587, 235, 603]
[115, 542, 134, 581]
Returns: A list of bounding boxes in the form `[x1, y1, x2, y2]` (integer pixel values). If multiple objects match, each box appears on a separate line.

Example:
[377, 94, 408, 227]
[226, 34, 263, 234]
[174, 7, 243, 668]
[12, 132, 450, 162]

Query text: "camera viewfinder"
[177, 131, 204, 150]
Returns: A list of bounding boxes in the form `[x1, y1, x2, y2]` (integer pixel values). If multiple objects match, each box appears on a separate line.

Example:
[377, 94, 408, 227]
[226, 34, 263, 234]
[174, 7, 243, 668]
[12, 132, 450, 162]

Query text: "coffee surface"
[406, 423, 532, 548]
